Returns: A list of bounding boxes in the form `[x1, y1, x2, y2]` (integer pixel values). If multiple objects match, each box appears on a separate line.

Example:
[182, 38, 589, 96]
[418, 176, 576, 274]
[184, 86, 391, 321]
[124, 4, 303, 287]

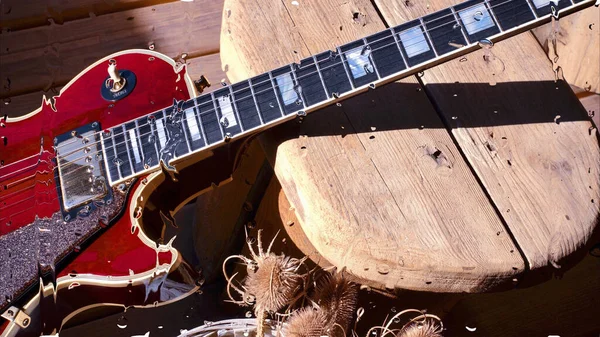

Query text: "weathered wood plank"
[222, 0, 525, 292]
[0, 0, 223, 98]
[0, 52, 226, 118]
[375, 1, 600, 271]
[0, 0, 177, 31]
[532, 6, 600, 94]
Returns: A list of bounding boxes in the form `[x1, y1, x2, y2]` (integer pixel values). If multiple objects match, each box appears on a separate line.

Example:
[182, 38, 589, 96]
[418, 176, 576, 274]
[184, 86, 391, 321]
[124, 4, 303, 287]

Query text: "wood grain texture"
[0, 52, 226, 118]
[0, 0, 223, 98]
[0, 0, 177, 31]
[532, 6, 600, 94]
[375, 1, 600, 271]
[222, 0, 525, 292]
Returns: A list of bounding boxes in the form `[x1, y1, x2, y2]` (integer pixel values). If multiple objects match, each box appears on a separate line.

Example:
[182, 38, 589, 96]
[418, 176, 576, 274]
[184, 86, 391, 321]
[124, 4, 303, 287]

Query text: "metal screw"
[22, 318, 29, 326]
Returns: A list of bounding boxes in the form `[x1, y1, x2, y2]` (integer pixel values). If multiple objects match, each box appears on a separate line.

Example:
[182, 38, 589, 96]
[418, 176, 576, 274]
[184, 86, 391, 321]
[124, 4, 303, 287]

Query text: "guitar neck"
[96, 0, 596, 186]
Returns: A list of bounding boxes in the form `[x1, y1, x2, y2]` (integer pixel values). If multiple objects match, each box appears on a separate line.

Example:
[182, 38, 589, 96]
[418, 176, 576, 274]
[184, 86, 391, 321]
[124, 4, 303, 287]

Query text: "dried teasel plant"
[285, 271, 359, 337]
[223, 229, 310, 336]
[366, 309, 444, 337]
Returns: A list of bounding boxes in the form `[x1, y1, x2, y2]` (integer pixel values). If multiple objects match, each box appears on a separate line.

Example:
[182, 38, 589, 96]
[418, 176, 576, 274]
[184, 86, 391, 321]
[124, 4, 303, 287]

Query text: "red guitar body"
[0, 50, 237, 336]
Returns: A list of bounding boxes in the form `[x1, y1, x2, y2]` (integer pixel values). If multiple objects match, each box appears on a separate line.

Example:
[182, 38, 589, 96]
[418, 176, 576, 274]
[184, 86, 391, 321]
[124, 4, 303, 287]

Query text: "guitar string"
[10, 0, 543, 184]
[50, 0, 533, 155]
[2, 0, 553, 185]
[0, 2, 566, 213]
[52, 0, 537, 171]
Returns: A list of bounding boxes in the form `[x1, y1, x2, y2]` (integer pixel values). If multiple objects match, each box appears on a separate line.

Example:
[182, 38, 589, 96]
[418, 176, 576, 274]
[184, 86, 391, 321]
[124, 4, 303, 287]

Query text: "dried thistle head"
[284, 308, 330, 337]
[397, 319, 443, 337]
[366, 310, 444, 337]
[245, 252, 307, 313]
[313, 272, 358, 332]
[223, 229, 308, 314]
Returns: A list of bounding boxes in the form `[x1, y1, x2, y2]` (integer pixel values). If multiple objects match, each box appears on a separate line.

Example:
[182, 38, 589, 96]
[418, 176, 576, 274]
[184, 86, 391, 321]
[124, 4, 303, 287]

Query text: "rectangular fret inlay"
[344, 46, 374, 79]
[217, 95, 238, 128]
[155, 118, 167, 148]
[399, 26, 431, 58]
[128, 129, 142, 164]
[458, 3, 495, 35]
[185, 109, 202, 141]
[275, 73, 299, 106]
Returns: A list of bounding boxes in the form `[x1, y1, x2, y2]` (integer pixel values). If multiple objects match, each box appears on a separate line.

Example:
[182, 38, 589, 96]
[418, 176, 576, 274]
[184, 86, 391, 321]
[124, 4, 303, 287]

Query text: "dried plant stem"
[256, 310, 269, 337]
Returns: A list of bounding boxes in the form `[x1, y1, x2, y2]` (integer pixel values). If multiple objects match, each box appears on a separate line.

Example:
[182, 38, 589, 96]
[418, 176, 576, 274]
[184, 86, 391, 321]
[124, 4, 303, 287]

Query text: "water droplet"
[453, 23, 461, 29]
[3, 98, 10, 105]
[246, 220, 256, 229]
[336, 102, 342, 107]
[452, 116, 458, 120]
[112, 157, 123, 166]
[246, 236, 256, 244]
[245, 311, 253, 318]
[478, 39, 493, 49]
[361, 45, 372, 57]
[473, 11, 484, 21]
[220, 116, 229, 127]
[269, 102, 275, 108]
[466, 326, 477, 332]
[117, 316, 128, 329]
[376, 264, 390, 274]
[459, 57, 468, 62]
[369, 83, 376, 89]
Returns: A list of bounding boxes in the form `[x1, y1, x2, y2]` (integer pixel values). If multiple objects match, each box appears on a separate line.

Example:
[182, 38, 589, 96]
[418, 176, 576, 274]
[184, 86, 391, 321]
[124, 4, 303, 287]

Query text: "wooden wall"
[0, 0, 227, 118]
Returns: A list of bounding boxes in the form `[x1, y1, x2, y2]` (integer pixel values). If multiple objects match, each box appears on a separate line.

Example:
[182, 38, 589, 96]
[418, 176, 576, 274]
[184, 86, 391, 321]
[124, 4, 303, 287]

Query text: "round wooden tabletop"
[220, 0, 600, 292]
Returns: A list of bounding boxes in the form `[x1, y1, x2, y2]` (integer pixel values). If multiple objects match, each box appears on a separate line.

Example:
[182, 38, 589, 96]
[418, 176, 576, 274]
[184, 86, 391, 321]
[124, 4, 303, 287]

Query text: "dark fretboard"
[100, 0, 595, 185]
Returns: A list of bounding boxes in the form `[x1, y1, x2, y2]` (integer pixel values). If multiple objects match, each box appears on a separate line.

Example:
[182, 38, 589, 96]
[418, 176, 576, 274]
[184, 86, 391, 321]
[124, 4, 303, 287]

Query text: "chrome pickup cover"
[55, 122, 109, 213]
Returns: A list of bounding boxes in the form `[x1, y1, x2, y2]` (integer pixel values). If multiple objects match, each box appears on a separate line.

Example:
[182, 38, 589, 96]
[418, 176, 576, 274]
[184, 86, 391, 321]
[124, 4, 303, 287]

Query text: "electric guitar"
[1, 0, 597, 335]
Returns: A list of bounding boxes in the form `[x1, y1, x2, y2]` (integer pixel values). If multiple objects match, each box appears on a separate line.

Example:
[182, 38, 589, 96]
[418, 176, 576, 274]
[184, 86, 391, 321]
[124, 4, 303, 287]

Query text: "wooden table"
[220, 0, 600, 293]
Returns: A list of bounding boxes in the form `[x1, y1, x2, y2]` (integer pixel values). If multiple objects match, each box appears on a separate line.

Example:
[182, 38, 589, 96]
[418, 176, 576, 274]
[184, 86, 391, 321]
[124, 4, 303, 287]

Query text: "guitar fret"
[228, 85, 245, 131]
[526, 0, 539, 17]
[121, 125, 135, 174]
[340, 40, 380, 88]
[312, 55, 331, 93]
[294, 57, 328, 106]
[247, 79, 265, 125]
[213, 87, 242, 137]
[488, 0, 536, 30]
[363, 38, 382, 79]
[314, 51, 353, 98]
[133, 120, 145, 167]
[450, 7, 471, 43]
[363, 28, 410, 77]
[336, 47, 355, 90]
[125, 122, 144, 173]
[483, 0, 503, 31]
[390, 28, 410, 68]
[210, 93, 226, 139]
[455, 1, 500, 44]
[101, 131, 120, 182]
[194, 106, 208, 143]
[289, 65, 306, 109]
[180, 110, 193, 152]
[112, 126, 131, 178]
[148, 116, 161, 161]
[419, 18, 439, 57]
[231, 80, 263, 130]
[272, 64, 305, 114]
[267, 71, 285, 117]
